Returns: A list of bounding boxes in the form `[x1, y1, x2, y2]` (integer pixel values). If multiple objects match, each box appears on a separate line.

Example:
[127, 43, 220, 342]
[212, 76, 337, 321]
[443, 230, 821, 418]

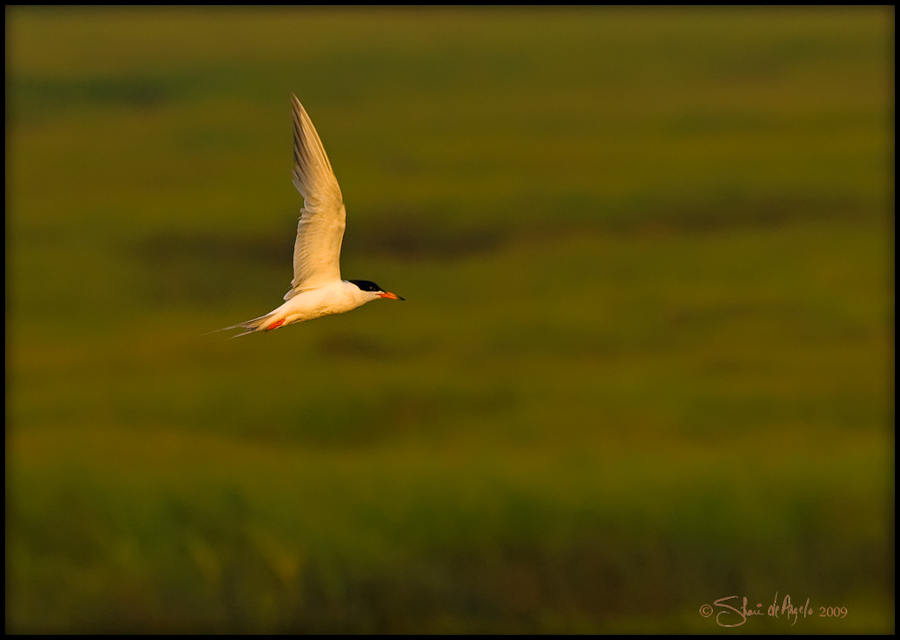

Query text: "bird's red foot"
[266, 319, 285, 331]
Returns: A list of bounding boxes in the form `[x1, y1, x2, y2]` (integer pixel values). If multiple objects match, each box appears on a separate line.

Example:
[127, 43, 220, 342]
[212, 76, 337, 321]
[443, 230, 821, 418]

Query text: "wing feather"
[284, 94, 346, 300]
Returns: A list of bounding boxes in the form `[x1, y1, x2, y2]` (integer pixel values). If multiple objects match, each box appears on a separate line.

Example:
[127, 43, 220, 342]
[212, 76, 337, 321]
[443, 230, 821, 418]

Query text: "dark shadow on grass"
[345, 208, 506, 260]
[134, 192, 872, 305]
[135, 230, 291, 303]
[138, 231, 290, 267]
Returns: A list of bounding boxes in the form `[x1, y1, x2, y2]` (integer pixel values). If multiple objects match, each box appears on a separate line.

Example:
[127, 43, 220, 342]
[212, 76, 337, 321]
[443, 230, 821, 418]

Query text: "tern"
[220, 95, 404, 337]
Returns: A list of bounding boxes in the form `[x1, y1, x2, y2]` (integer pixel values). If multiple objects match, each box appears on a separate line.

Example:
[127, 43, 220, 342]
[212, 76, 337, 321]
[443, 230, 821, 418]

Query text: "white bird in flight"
[221, 94, 404, 337]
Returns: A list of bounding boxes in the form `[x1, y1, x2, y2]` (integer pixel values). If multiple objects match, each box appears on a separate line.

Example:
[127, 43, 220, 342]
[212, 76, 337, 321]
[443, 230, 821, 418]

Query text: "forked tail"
[208, 311, 285, 339]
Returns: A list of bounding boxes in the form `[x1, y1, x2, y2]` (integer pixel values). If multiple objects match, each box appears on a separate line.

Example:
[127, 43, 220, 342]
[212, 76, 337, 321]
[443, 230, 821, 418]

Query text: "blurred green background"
[6, 6, 893, 633]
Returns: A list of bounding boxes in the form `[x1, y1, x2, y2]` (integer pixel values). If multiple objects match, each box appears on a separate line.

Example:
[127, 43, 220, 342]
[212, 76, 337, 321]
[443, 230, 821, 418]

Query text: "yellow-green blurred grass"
[6, 6, 893, 633]
[7, 425, 892, 633]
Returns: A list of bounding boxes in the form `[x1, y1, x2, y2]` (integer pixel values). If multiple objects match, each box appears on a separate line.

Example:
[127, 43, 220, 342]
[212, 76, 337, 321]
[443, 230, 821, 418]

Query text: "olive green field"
[5, 6, 894, 633]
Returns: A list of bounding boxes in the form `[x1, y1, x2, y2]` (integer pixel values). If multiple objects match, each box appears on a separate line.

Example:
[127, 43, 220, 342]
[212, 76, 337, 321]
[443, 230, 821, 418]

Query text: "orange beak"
[378, 291, 405, 300]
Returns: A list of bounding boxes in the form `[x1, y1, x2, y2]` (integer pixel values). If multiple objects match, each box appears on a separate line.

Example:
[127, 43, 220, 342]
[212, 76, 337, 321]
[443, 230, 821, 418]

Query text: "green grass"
[6, 6, 893, 633]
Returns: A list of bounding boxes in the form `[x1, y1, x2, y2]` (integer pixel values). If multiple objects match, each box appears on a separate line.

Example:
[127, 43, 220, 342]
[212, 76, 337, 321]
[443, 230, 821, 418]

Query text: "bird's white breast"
[279, 280, 371, 323]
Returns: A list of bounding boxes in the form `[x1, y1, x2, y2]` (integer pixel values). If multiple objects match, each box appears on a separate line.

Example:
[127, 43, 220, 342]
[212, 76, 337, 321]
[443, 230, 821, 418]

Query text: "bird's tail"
[207, 310, 285, 339]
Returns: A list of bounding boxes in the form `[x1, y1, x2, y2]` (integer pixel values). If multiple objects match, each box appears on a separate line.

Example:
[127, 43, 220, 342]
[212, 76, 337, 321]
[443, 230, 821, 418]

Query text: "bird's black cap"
[348, 280, 383, 292]
[349, 279, 405, 300]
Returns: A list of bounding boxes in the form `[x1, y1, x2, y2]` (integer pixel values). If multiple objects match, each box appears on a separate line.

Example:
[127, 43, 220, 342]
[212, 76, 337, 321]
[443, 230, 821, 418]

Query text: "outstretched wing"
[284, 94, 346, 300]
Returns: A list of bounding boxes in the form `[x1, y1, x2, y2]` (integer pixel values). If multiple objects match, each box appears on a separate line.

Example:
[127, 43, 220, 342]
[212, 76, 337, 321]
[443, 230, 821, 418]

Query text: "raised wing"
[284, 94, 346, 300]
